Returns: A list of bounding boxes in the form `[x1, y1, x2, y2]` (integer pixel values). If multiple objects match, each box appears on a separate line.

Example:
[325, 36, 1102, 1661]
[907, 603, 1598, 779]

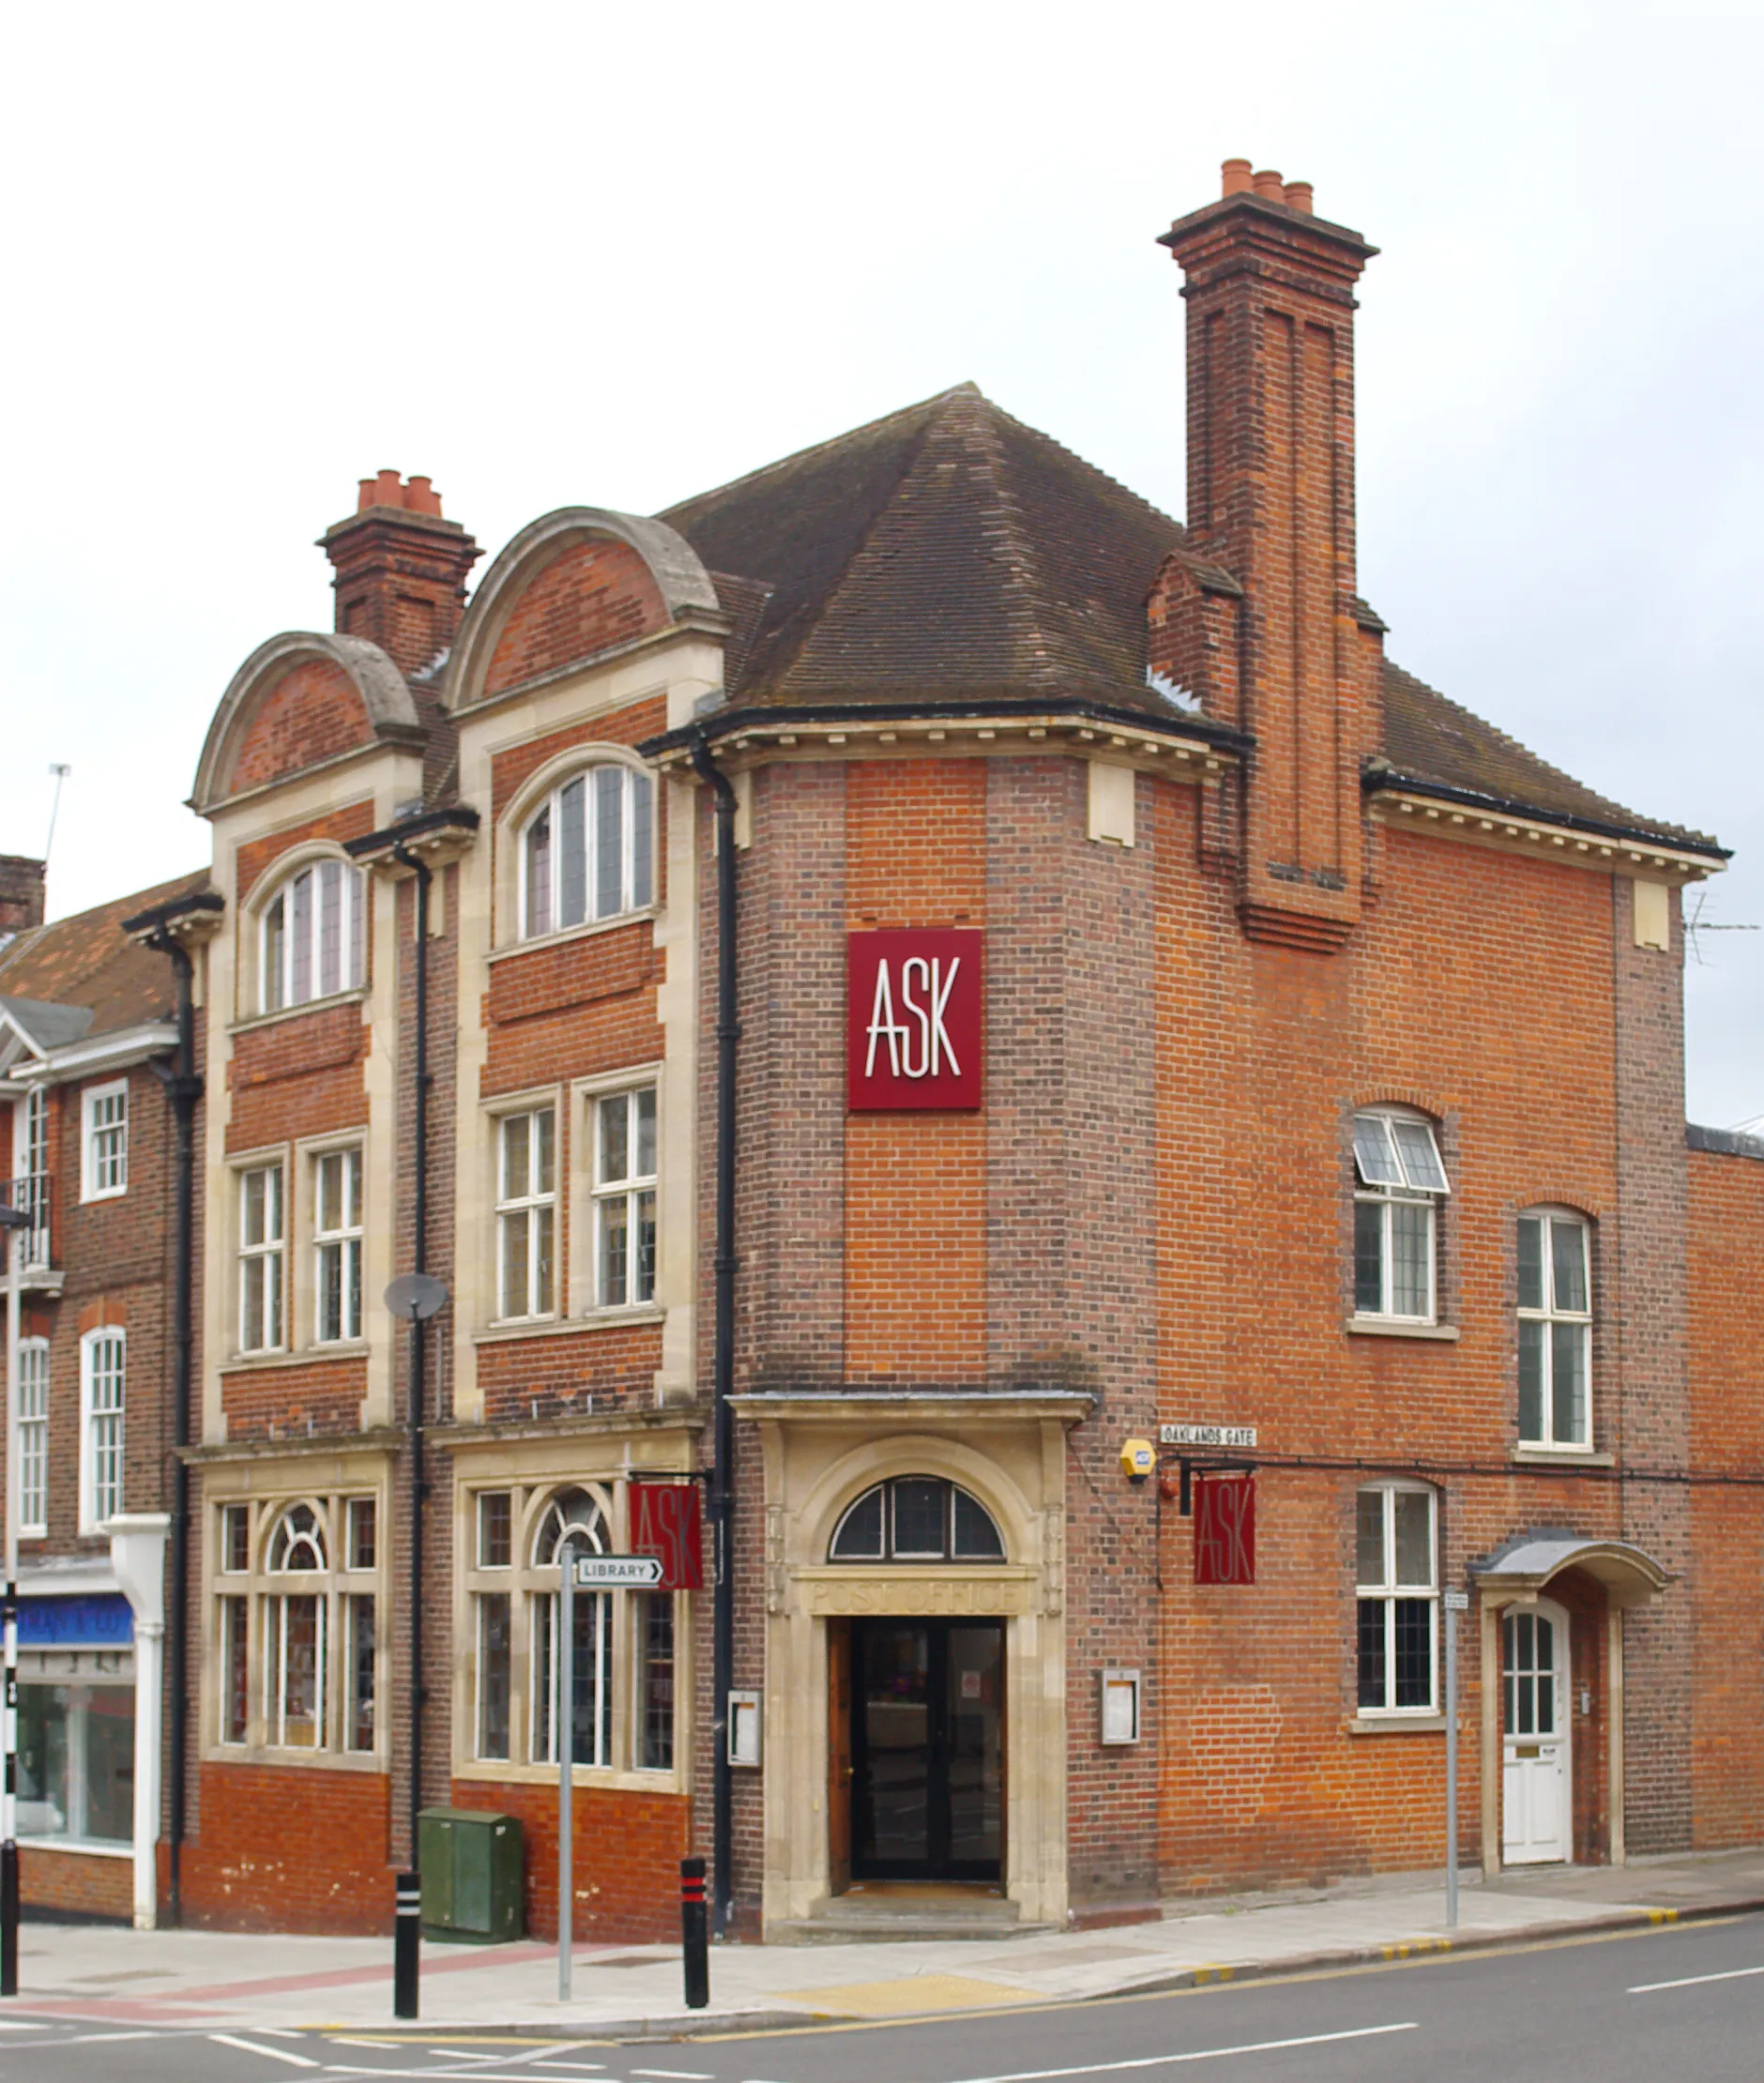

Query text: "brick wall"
[179, 1762, 393, 1934]
[483, 540, 667, 696]
[1611, 882, 1693, 1855]
[231, 660, 373, 794]
[1688, 1140, 1764, 1846]
[21, 1847, 131, 1923]
[452, 1778, 691, 1941]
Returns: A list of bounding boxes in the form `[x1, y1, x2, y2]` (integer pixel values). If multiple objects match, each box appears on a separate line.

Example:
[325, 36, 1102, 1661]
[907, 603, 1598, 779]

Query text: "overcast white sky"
[4, 0, 1759, 1123]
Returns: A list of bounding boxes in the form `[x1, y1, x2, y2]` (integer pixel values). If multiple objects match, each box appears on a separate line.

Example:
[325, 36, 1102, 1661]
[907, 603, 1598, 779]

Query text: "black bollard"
[680, 1858, 709, 2011]
[0, 1840, 17, 1998]
[394, 1871, 420, 2019]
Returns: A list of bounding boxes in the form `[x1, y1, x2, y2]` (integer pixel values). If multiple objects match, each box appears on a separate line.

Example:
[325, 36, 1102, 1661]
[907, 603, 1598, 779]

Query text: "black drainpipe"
[391, 844, 432, 1864]
[688, 736, 738, 1939]
[144, 931, 201, 1925]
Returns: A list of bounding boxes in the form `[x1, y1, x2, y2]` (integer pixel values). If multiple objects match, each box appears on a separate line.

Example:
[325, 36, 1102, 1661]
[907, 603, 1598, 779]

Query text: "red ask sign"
[630, 1482, 704, 1591]
[1193, 1471, 1255, 1586]
[847, 930, 983, 1110]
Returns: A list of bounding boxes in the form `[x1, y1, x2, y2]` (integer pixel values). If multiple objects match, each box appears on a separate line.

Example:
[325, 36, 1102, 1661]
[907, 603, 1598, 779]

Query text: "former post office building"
[8, 160, 1764, 1938]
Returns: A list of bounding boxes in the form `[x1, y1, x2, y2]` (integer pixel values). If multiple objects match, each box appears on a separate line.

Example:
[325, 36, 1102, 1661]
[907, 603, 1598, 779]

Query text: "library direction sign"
[571, 1555, 663, 1589]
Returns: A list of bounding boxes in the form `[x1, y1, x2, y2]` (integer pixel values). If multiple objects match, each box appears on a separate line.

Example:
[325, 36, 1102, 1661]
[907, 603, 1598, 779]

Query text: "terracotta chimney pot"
[1284, 181, 1314, 213]
[373, 468, 403, 509]
[1252, 168, 1285, 200]
[1221, 158, 1254, 196]
[405, 475, 441, 516]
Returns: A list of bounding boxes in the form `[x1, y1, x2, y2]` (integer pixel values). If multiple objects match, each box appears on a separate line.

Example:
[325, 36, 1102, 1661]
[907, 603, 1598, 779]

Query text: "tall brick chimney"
[0, 855, 46, 937]
[320, 472, 481, 679]
[1155, 164, 1383, 952]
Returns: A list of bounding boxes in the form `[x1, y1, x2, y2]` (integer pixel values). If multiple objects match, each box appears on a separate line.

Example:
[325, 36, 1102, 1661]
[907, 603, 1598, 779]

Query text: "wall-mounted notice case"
[728, 1689, 763, 1767]
[1100, 1668, 1141, 1745]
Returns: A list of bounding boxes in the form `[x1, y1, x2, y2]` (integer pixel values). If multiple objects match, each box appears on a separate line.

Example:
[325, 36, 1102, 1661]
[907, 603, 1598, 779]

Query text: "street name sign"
[1160, 1423, 1257, 1449]
[571, 1555, 663, 1589]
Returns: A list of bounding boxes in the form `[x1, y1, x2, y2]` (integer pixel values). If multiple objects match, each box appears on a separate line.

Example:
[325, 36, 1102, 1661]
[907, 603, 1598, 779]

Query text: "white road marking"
[58, 2030, 161, 2043]
[208, 2033, 323, 2068]
[929, 2021, 1421, 2082]
[631, 2071, 715, 2079]
[1629, 1962, 1764, 1993]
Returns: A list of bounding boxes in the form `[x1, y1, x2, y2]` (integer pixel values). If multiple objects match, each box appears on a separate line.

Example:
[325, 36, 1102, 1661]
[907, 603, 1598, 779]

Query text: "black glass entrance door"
[851, 1618, 1003, 1880]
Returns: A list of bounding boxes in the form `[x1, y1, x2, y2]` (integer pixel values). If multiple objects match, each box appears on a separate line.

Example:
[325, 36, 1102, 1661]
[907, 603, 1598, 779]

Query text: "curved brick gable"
[231, 658, 373, 792]
[483, 538, 668, 695]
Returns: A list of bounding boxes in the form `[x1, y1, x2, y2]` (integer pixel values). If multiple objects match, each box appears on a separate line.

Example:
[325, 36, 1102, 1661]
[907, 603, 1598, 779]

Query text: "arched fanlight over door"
[829, 1477, 1005, 1562]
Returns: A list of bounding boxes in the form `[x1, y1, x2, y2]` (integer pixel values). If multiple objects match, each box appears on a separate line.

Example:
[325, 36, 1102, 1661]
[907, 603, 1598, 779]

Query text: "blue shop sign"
[18, 1594, 133, 1648]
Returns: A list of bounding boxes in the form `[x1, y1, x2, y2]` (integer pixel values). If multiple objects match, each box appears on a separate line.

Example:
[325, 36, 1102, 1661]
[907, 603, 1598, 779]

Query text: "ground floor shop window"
[17, 1683, 134, 1845]
[463, 1478, 680, 1778]
[210, 1489, 384, 1758]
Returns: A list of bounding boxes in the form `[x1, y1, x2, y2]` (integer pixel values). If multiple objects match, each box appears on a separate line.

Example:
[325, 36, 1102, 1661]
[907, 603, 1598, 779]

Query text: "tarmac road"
[3, 1910, 1763, 2082]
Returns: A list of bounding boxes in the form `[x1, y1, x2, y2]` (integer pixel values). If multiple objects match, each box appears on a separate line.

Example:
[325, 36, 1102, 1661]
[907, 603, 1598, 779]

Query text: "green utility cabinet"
[418, 1807, 525, 1942]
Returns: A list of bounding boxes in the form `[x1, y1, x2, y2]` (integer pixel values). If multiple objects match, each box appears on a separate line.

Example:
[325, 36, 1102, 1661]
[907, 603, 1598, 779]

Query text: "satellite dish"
[384, 1272, 448, 1322]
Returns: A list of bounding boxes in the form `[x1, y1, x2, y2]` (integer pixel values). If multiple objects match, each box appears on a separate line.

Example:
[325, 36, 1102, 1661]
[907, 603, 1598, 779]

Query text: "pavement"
[9, 1845, 1764, 2037]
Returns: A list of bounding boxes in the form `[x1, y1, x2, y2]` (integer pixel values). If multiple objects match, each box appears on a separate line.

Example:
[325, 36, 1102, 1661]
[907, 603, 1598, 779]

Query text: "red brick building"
[12, 161, 1764, 1937]
[1, 863, 214, 1925]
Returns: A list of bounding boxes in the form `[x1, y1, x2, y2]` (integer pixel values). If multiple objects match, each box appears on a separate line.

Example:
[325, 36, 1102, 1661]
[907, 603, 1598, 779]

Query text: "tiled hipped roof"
[0, 869, 210, 1036]
[662, 385, 1712, 855]
[663, 385, 1184, 713]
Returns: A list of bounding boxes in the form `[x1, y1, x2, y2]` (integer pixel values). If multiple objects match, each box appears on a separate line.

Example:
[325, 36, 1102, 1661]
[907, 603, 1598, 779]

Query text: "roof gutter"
[1362, 767, 1728, 868]
[5, 1020, 180, 1086]
[640, 694, 1252, 764]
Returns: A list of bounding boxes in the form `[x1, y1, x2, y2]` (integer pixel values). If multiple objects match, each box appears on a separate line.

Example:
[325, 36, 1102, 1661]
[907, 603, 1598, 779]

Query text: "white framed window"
[13, 1087, 50, 1266]
[212, 1494, 380, 1756]
[519, 765, 654, 941]
[79, 1328, 126, 1531]
[263, 1503, 327, 1749]
[474, 1488, 515, 1764]
[18, 1337, 49, 1537]
[462, 1478, 679, 1778]
[1352, 1108, 1449, 1322]
[1518, 1211, 1592, 1449]
[1356, 1482, 1437, 1714]
[313, 1148, 363, 1344]
[81, 1081, 128, 1201]
[260, 858, 366, 1013]
[497, 1108, 555, 1320]
[592, 1087, 657, 1309]
[527, 1488, 614, 1769]
[238, 1163, 285, 1353]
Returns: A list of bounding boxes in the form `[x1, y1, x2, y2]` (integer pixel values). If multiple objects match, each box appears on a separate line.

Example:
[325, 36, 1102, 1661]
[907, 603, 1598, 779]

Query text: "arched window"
[520, 765, 653, 939]
[263, 1503, 329, 1749]
[214, 1494, 378, 1756]
[266, 1501, 327, 1573]
[529, 1486, 615, 1768]
[829, 1477, 1005, 1562]
[261, 859, 366, 1012]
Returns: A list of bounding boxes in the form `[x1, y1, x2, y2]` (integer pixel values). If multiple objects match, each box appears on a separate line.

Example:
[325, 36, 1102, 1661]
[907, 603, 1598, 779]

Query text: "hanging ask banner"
[631, 1482, 705, 1591]
[846, 929, 983, 1111]
[1193, 1470, 1255, 1586]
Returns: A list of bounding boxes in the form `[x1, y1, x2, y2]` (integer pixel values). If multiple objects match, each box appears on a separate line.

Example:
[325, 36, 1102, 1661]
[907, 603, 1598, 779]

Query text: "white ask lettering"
[865, 954, 963, 1079]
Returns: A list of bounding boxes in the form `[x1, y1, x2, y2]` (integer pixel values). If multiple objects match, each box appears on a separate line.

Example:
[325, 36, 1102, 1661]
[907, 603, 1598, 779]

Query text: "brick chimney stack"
[1154, 163, 1383, 952]
[0, 855, 47, 936]
[320, 472, 481, 679]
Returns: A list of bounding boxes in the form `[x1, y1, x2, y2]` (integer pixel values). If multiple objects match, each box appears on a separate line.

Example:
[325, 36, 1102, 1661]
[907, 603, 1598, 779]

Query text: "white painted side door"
[1502, 1602, 1571, 1863]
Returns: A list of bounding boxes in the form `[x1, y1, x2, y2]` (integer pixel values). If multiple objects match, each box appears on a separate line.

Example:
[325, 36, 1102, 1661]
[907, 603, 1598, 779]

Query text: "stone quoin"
[4, 161, 1763, 1939]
